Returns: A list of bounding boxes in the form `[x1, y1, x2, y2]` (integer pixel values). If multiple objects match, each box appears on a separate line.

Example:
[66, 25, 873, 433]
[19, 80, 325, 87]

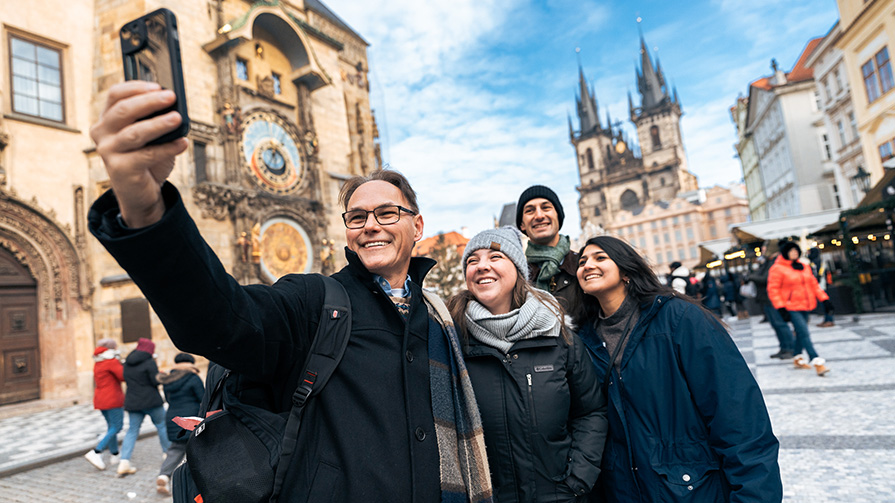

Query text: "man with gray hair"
[86, 81, 492, 502]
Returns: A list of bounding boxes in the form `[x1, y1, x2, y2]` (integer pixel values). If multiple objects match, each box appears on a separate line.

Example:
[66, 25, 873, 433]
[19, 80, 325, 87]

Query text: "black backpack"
[172, 275, 351, 503]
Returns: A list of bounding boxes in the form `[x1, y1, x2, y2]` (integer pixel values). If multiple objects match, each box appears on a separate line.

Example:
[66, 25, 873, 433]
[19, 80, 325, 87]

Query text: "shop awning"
[730, 210, 841, 243]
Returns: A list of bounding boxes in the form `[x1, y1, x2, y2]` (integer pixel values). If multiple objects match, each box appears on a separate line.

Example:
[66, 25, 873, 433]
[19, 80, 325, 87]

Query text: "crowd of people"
[81, 81, 791, 501]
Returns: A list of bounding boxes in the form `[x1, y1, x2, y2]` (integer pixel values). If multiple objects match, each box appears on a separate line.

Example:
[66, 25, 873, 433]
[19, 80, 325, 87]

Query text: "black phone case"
[120, 8, 190, 145]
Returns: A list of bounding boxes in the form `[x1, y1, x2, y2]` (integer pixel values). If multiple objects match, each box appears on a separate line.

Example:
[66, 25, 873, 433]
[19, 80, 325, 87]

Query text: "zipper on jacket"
[526, 373, 537, 427]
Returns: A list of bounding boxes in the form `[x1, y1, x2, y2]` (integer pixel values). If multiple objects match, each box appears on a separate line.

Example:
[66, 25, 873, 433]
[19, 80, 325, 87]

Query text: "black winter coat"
[464, 333, 607, 503]
[528, 248, 582, 314]
[89, 184, 441, 503]
[159, 367, 204, 442]
[578, 296, 782, 503]
[123, 350, 163, 411]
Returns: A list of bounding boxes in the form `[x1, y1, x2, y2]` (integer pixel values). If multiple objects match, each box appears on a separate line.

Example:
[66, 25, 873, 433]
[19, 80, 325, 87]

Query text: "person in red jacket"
[84, 338, 125, 470]
[767, 241, 831, 376]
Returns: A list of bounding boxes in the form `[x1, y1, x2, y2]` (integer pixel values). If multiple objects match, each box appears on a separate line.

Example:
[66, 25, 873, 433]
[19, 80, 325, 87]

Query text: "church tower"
[630, 34, 697, 202]
[573, 33, 697, 233]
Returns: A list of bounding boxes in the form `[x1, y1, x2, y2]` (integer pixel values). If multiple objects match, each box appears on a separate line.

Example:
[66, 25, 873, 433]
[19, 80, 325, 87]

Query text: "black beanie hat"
[779, 241, 802, 259]
[174, 352, 195, 364]
[515, 185, 565, 232]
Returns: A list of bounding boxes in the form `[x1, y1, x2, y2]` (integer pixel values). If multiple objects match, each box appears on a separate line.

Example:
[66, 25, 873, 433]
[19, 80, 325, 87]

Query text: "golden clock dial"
[615, 140, 627, 154]
[258, 218, 312, 282]
[239, 110, 304, 195]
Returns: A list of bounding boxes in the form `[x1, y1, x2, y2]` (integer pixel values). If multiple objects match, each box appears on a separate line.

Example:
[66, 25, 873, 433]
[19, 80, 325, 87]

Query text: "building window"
[862, 47, 894, 103]
[686, 227, 694, 240]
[236, 58, 249, 81]
[637, 224, 643, 232]
[710, 226, 717, 238]
[10, 36, 64, 122]
[639, 237, 646, 249]
[586, 148, 595, 171]
[651, 221, 657, 229]
[271, 72, 282, 94]
[837, 121, 847, 146]
[821, 134, 832, 160]
[832, 183, 841, 208]
[674, 230, 682, 242]
[653, 235, 660, 245]
[725, 208, 732, 217]
[879, 139, 894, 163]
[666, 251, 673, 263]
[656, 253, 663, 264]
[812, 90, 821, 111]
[663, 233, 670, 243]
[677, 248, 686, 260]
[120, 298, 151, 344]
[849, 112, 858, 138]
[834, 69, 843, 92]
[684, 214, 691, 223]
[672, 216, 679, 225]
[650, 125, 662, 150]
[823, 78, 832, 103]
[593, 207, 600, 216]
[690, 247, 698, 259]
[194, 141, 207, 183]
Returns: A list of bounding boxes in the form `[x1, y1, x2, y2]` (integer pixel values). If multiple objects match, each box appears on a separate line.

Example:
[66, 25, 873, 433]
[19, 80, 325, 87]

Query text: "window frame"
[236, 57, 249, 81]
[863, 47, 895, 104]
[8, 33, 66, 124]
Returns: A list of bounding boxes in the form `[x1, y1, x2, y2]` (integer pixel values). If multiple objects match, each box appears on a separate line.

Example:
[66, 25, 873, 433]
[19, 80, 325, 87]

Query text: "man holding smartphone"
[88, 81, 493, 503]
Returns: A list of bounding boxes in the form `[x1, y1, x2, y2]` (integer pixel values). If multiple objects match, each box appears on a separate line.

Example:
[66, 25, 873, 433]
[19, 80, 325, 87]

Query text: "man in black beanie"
[516, 185, 581, 312]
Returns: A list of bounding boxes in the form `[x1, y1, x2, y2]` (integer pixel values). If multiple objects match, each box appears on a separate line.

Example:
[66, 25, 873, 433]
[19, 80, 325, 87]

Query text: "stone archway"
[0, 190, 93, 401]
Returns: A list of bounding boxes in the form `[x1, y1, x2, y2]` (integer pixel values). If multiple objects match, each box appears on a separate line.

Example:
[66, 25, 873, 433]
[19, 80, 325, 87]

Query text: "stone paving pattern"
[0, 313, 893, 501]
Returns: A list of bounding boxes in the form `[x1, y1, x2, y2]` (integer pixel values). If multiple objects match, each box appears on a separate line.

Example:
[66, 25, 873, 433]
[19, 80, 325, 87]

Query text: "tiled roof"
[412, 231, 470, 257]
[748, 37, 822, 90]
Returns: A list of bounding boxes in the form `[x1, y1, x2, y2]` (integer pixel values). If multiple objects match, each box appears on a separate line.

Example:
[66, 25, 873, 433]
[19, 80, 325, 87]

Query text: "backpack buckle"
[293, 370, 317, 407]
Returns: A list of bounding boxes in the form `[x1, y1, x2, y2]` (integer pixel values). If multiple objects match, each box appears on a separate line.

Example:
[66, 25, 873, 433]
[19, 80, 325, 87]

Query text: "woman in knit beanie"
[448, 227, 607, 502]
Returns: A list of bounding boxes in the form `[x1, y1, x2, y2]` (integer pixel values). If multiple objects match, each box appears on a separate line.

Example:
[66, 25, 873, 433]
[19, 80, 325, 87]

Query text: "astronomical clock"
[239, 110, 305, 195]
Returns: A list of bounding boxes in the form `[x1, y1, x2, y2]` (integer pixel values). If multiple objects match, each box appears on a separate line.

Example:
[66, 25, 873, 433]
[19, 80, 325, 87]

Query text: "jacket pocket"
[306, 460, 342, 502]
[649, 441, 721, 498]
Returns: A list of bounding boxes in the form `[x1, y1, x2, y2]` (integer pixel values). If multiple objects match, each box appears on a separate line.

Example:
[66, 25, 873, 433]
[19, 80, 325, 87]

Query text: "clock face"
[240, 110, 304, 194]
[258, 217, 313, 282]
[615, 140, 627, 154]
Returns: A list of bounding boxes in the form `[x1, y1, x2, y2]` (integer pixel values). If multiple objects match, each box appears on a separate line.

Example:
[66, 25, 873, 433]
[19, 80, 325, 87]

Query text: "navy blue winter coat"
[158, 365, 204, 442]
[577, 295, 781, 503]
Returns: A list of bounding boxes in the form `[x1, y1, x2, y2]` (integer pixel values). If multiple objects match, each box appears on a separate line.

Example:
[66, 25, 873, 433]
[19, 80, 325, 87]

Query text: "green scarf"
[525, 235, 571, 291]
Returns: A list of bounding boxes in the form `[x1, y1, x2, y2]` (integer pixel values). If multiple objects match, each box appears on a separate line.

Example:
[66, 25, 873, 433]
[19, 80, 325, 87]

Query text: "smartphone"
[120, 8, 189, 145]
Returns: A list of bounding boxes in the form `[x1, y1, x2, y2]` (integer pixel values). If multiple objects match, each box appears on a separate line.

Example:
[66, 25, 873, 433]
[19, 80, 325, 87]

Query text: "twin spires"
[576, 65, 601, 133]
[636, 34, 670, 112]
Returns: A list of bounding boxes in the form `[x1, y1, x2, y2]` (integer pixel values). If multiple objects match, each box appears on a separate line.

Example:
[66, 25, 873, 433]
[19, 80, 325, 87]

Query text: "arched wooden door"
[0, 247, 40, 405]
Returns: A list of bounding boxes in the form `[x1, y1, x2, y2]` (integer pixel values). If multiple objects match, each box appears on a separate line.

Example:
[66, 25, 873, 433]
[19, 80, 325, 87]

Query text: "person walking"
[574, 236, 781, 502]
[87, 81, 492, 502]
[749, 248, 795, 359]
[83, 338, 124, 471]
[155, 352, 204, 495]
[448, 227, 607, 502]
[767, 241, 832, 376]
[118, 337, 170, 476]
[699, 274, 722, 316]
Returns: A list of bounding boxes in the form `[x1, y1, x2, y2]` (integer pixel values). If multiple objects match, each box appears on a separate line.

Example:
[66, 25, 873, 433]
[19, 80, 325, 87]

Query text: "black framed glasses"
[342, 205, 417, 229]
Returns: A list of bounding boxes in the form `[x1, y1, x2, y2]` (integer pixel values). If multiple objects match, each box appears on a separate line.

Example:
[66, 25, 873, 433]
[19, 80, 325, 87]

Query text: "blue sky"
[324, 0, 840, 239]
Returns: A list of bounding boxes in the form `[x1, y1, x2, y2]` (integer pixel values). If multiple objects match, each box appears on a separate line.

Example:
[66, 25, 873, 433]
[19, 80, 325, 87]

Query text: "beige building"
[835, 0, 895, 188]
[731, 97, 768, 220]
[603, 185, 750, 273]
[0, 0, 379, 405]
[806, 21, 866, 209]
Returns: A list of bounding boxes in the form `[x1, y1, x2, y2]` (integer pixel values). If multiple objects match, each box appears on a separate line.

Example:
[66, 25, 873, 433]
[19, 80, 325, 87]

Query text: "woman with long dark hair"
[573, 235, 781, 503]
[449, 227, 607, 502]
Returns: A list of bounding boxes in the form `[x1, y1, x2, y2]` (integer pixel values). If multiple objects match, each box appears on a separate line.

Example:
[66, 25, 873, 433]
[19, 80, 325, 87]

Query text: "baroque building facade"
[572, 35, 697, 233]
[0, 0, 379, 404]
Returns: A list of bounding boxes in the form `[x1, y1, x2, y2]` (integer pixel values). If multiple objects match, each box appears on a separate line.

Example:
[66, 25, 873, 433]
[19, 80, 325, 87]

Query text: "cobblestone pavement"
[0, 313, 893, 501]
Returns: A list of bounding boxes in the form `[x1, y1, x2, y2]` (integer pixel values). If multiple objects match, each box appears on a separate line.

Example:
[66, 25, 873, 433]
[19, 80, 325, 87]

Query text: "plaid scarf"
[525, 235, 571, 291]
[422, 290, 494, 503]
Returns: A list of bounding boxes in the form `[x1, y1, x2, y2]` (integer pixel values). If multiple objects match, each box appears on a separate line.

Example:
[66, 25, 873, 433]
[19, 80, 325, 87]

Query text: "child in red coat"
[84, 338, 125, 470]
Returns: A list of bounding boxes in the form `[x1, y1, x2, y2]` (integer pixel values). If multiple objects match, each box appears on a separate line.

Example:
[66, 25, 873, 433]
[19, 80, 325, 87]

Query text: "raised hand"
[89, 81, 189, 228]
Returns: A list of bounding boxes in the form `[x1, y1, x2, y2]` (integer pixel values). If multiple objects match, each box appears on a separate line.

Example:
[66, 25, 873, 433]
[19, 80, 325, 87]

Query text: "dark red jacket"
[92, 347, 124, 410]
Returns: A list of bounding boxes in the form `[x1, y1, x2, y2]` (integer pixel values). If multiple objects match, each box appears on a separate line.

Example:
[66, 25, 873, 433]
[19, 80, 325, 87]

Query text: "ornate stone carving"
[0, 191, 93, 318]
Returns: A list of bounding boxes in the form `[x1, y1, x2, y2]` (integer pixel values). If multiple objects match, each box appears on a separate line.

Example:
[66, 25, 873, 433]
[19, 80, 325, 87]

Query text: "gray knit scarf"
[465, 292, 562, 353]
[526, 235, 571, 291]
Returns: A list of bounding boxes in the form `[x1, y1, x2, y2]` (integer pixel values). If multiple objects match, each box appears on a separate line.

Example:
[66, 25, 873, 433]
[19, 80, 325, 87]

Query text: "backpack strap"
[270, 274, 352, 501]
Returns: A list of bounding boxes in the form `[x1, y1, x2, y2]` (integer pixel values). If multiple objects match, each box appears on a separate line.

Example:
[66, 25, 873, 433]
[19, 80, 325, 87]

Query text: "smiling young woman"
[448, 227, 607, 503]
[572, 235, 782, 503]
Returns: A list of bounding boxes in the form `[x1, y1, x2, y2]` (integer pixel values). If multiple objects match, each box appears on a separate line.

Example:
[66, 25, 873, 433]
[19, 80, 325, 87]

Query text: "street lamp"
[853, 166, 872, 194]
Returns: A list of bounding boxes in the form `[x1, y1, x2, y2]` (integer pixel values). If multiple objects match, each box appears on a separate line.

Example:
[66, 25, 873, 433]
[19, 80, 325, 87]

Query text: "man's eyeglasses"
[342, 205, 417, 229]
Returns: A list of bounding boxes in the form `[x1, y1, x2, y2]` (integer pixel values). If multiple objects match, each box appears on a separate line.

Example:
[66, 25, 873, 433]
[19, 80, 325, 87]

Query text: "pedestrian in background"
[574, 236, 781, 502]
[83, 338, 124, 471]
[768, 241, 832, 376]
[155, 352, 203, 495]
[449, 227, 607, 502]
[118, 337, 170, 476]
[808, 247, 835, 328]
[749, 246, 795, 359]
[699, 274, 722, 316]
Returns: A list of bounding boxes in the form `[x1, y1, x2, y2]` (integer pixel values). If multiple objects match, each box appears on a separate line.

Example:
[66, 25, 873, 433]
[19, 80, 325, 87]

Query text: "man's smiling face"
[345, 180, 423, 287]
[520, 197, 560, 246]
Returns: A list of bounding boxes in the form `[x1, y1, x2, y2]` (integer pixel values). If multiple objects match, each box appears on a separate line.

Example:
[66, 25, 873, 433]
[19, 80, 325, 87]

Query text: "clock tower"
[572, 33, 697, 232]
